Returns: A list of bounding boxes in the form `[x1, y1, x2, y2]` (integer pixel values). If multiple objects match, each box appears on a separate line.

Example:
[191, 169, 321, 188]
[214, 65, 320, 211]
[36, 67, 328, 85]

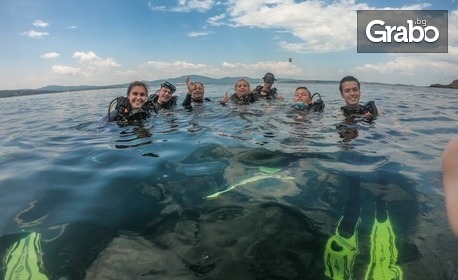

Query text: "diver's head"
[127, 81, 148, 110]
[157, 81, 176, 104]
[235, 79, 251, 97]
[339, 76, 361, 106]
[339, 76, 360, 93]
[192, 82, 205, 102]
[262, 72, 276, 85]
[161, 81, 176, 93]
[294, 86, 312, 105]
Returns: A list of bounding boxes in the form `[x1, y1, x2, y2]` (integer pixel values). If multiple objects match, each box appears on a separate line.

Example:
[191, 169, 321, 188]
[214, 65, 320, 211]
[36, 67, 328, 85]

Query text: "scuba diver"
[336, 76, 381, 142]
[148, 81, 178, 110]
[106, 81, 157, 126]
[182, 77, 211, 110]
[327, 78, 403, 279]
[252, 72, 283, 100]
[291, 86, 325, 112]
[220, 79, 258, 105]
[339, 76, 382, 122]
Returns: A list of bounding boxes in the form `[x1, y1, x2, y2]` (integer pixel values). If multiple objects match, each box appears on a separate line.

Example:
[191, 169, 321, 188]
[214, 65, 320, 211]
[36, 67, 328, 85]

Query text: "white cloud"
[172, 0, 214, 12]
[449, 9, 458, 45]
[47, 52, 121, 83]
[188, 31, 211, 37]
[148, 0, 214, 12]
[221, 60, 302, 76]
[145, 60, 208, 70]
[22, 30, 49, 39]
[52, 65, 81, 75]
[216, 0, 447, 53]
[68, 26, 77, 29]
[278, 41, 310, 53]
[140, 59, 302, 79]
[73, 51, 121, 68]
[40, 52, 60, 59]
[207, 13, 226, 26]
[208, 0, 369, 52]
[148, 3, 166, 11]
[354, 46, 458, 84]
[33, 20, 49, 28]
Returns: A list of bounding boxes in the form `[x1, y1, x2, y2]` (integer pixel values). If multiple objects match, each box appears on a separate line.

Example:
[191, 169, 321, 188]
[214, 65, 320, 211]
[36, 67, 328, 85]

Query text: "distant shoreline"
[0, 86, 126, 99]
[2, 75, 454, 98]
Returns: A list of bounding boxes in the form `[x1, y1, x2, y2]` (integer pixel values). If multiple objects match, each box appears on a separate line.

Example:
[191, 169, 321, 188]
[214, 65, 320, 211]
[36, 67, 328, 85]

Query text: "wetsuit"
[148, 94, 178, 110]
[229, 92, 258, 105]
[182, 93, 211, 110]
[340, 101, 378, 121]
[253, 85, 278, 100]
[107, 96, 157, 125]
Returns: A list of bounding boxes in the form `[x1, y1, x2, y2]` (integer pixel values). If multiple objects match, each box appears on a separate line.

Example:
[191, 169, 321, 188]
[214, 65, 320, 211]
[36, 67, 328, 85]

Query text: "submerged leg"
[324, 174, 362, 279]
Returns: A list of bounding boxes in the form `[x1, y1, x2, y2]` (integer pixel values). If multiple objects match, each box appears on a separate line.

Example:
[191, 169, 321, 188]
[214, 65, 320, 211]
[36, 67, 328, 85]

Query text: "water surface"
[0, 82, 457, 279]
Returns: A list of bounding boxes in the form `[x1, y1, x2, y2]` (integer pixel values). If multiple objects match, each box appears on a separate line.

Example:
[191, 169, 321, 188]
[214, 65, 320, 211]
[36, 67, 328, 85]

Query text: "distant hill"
[430, 79, 458, 89]
[0, 83, 130, 98]
[38, 84, 128, 92]
[0, 75, 339, 98]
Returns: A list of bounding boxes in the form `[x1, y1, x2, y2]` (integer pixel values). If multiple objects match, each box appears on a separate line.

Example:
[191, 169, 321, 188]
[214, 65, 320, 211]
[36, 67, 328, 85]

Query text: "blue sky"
[0, 0, 457, 89]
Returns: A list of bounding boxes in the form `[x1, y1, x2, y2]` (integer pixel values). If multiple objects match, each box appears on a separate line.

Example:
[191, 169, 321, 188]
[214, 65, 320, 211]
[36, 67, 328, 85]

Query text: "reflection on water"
[0, 84, 457, 279]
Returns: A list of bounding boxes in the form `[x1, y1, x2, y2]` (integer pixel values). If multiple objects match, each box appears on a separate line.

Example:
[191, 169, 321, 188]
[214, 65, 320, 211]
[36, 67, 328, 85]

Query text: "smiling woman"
[105, 81, 157, 124]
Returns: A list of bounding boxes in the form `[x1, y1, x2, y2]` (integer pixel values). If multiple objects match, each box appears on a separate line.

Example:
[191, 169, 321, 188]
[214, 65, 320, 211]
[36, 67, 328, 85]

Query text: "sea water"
[0, 82, 457, 279]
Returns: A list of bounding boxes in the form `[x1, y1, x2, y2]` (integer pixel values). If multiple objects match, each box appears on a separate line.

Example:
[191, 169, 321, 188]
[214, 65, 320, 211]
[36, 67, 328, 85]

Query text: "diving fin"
[364, 212, 403, 280]
[4, 232, 48, 280]
[324, 216, 361, 280]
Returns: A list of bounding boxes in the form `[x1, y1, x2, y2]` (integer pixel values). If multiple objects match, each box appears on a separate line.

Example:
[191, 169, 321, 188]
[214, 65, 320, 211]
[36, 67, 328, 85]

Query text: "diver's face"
[192, 83, 204, 101]
[294, 88, 312, 104]
[128, 85, 147, 109]
[263, 79, 274, 89]
[340, 81, 361, 106]
[157, 87, 173, 104]
[235, 80, 250, 96]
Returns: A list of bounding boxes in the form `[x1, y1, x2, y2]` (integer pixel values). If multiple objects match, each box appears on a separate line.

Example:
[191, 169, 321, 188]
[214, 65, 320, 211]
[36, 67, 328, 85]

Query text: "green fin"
[324, 216, 360, 280]
[5, 232, 48, 280]
[364, 213, 403, 280]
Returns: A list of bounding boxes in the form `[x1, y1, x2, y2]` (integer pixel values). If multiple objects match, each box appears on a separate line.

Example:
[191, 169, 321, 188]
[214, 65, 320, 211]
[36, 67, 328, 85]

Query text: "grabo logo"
[366, 19, 440, 43]
[357, 10, 448, 53]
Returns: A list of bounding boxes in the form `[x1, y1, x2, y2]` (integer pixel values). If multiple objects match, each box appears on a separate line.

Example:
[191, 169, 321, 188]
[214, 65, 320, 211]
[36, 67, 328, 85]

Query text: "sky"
[0, 0, 457, 90]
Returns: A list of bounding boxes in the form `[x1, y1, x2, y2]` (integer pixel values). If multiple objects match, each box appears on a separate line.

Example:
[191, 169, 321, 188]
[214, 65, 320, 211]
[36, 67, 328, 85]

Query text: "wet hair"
[295, 86, 311, 99]
[339, 76, 360, 93]
[234, 79, 251, 92]
[127, 81, 149, 96]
